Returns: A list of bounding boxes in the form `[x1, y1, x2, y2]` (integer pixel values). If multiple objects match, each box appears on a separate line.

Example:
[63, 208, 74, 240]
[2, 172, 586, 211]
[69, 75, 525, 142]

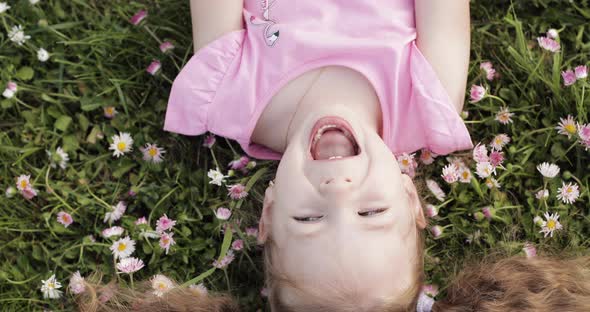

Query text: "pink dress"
[163, 0, 473, 160]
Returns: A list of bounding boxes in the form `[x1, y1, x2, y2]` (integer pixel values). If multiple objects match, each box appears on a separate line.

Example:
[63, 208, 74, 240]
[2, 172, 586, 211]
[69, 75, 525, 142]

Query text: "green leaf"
[16, 67, 34, 81]
[80, 98, 104, 111]
[54, 115, 72, 132]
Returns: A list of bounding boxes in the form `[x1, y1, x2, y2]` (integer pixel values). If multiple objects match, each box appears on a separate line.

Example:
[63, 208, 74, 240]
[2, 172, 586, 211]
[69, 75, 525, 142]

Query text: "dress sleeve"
[408, 40, 474, 155]
[163, 29, 246, 136]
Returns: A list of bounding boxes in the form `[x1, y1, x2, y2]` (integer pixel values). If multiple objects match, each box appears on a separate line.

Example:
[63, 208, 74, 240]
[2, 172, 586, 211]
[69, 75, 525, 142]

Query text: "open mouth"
[309, 116, 361, 160]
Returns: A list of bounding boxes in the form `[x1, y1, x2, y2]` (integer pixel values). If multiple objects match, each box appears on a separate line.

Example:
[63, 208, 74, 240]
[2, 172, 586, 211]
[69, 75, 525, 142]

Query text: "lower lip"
[308, 116, 360, 160]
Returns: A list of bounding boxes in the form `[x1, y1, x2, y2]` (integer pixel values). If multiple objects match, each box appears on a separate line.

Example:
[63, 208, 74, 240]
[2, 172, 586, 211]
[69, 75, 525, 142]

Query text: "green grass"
[0, 0, 589, 311]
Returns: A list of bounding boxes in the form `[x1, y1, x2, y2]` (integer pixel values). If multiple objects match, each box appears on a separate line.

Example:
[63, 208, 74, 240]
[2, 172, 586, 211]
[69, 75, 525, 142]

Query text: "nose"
[318, 177, 353, 195]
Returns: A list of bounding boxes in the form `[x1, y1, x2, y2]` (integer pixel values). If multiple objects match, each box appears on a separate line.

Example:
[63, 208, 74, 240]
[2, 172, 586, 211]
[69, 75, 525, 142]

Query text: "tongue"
[313, 130, 356, 160]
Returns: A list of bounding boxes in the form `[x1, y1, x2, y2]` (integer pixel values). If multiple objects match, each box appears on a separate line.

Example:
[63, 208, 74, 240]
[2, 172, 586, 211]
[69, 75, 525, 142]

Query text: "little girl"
[163, 0, 473, 310]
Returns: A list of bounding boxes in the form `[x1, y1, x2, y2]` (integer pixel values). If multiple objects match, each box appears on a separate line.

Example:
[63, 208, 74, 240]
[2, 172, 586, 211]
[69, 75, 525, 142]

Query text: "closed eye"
[293, 216, 324, 222]
[358, 208, 388, 217]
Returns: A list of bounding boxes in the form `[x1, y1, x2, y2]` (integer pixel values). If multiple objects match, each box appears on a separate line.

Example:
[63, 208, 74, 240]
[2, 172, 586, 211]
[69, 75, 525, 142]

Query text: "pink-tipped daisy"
[495, 106, 514, 125]
[537, 36, 560, 52]
[523, 242, 537, 258]
[231, 239, 244, 251]
[245, 227, 259, 238]
[575, 65, 587, 79]
[472, 143, 489, 163]
[578, 123, 590, 141]
[103, 106, 117, 119]
[156, 214, 176, 233]
[535, 189, 549, 200]
[227, 184, 248, 200]
[104, 201, 127, 223]
[152, 274, 175, 297]
[469, 85, 486, 103]
[476, 162, 496, 178]
[129, 9, 147, 26]
[116, 257, 144, 274]
[102, 226, 125, 238]
[441, 164, 459, 184]
[539, 212, 563, 238]
[140, 143, 166, 164]
[146, 59, 161, 75]
[546, 28, 558, 39]
[213, 250, 235, 269]
[3, 81, 17, 99]
[135, 216, 148, 225]
[561, 69, 577, 86]
[419, 149, 437, 165]
[215, 207, 232, 220]
[228, 156, 250, 171]
[489, 150, 504, 167]
[426, 179, 446, 202]
[422, 284, 439, 297]
[556, 115, 578, 138]
[57, 211, 73, 228]
[202, 134, 216, 148]
[430, 225, 443, 239]
[396, 153, 417, 177]
[490, 134, 510, 151]
[159, 232, 176, 255]
[159, 41, 175, 53]
[556, 181, 580, 204]
[482, 206, 493, 220]
[424, 204, 439, 218]
[69, 271, 86, 295]
[480, 61, 496, 81]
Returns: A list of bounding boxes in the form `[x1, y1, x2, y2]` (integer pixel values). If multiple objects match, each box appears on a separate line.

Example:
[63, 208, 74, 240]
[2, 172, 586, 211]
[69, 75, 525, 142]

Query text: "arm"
[190, 0, 244, 53]
[414, 0, 471, 114]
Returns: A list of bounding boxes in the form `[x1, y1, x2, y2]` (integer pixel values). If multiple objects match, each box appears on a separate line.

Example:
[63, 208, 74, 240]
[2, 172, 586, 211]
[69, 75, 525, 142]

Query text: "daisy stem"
[579, 84, 587, 123]
[143, 25, 162, 44]
[224, 138, 238, 156]
[486, 95, 507, 106]
[210, 149, 220, 171]
[130, 273, 134, 288]
[44, 166, 76, 212]
[85, 185, 114, 210]
[223, 269, 231, 294]
[160, 73, 174, 85]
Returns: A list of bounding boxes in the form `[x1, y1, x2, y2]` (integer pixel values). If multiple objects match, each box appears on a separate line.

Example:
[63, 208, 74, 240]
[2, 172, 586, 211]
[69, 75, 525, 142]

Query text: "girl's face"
[258, 106, 427, 305]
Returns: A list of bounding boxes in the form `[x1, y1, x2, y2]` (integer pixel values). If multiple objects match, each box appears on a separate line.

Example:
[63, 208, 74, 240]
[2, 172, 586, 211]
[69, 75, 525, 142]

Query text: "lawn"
[0, 0, 589, 311]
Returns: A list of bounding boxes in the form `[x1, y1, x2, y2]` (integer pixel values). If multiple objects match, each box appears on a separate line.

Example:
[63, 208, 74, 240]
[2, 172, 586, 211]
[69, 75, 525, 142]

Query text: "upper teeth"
[313, 124, 355, 144]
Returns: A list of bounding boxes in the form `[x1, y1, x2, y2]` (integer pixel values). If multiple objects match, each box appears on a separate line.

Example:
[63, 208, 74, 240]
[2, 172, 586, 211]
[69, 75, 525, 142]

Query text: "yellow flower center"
[118, 243, 127, 251]
[462, 172, 469, 179]
[162, 237, 169, 245]
[106, 107, 114, 115]
[158, 283, 167, 290]
[117, 142, 126, 151]
[148, 147, 157, 157]
[20, 180, 28, 189]
[48, 282, 54, 288]
[565, 123, 576, 134]
[547, 220, 556, 230]
[62, 215, 70, 222]
[566, 187, 572, 194]
[495, 138, 502, 145]
[402, 159, 409, 166]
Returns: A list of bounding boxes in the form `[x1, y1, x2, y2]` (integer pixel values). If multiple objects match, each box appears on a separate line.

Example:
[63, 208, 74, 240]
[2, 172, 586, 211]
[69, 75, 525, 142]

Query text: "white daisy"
[110, 236, 136, 259]
[2, 81, 17, 99]
[490, 134, 510, 150]
[476, 162, 496, 178]
[109, 132, 134, 158]
[458, 167, 473, 183]
[8, 25, 31, 46]
[16, 174, 32, 191]
[37, 48, 50, 62]
[485, 177, 501, 189]
[536, 162, 560, 179]
[0, 2, 11, 14]
[104, 201, 126, 223]
[189, 283, 208, 296]
[539, 212, 563, 238]
[40, 274, 62, 299]
[555, 115, 577, 138]
[426, 179, 446, 202]
[159, 232, 175, 255]
[69, 271, 86, 295]
[396, 153, 417, 176]
[207, 168, 227, 186]
[140, 143, 166, 163]
[30, 0, 40, 4]
[441, 164, 459, 184]
[116, 257, 144, 274]
[556, 181, 580, 204]
[46, 146, 69, 169]
[535, 189, 549, 200]
[152, 274, 175, 297]
[102, 226, 124, 238]
[495, 106, 514, 125]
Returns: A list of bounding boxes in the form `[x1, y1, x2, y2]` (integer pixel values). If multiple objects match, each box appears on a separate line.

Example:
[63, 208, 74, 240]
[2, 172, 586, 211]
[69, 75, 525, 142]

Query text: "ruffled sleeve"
[163, 29, 246, 136]
[408, 40, 473, 155]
